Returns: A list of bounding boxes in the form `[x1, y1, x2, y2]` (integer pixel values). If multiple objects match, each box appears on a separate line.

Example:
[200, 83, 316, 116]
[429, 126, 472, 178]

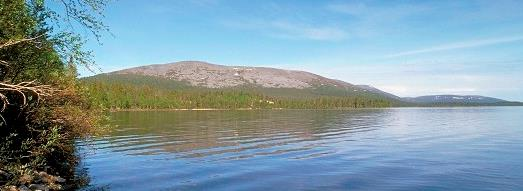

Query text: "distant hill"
[113, 61, 360, 89]
[82, 61, 522, 109]
[403, 95, 523, 106]
[97, 61, 401, 100]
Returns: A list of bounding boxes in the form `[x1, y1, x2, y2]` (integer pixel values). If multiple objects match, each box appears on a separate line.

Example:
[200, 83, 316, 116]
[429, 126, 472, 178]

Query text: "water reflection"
[78, 108, 523, 191]
[84, 110, 391, 160]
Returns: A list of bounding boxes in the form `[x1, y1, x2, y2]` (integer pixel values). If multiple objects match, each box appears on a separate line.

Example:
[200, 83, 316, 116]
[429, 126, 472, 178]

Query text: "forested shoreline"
[83, 74, 394, 110]
[82, 74, 523, 110]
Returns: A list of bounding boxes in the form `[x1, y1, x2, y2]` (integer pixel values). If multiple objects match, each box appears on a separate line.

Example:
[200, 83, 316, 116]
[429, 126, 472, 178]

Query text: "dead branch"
[0, 35, 44, 50]
[0, 81, 57, 112]
[0, 81, 57, 126]
[0, 60, 9, 67]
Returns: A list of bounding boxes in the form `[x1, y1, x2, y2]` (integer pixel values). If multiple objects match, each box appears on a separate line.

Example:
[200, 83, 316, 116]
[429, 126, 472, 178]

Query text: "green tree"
[0, 0, 109, 189]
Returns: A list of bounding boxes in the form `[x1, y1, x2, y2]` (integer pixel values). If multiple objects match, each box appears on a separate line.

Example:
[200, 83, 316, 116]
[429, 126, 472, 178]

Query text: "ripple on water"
[77, 108, 523, 191]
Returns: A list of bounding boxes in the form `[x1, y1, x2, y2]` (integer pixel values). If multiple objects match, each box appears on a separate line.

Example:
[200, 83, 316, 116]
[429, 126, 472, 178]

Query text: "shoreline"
[108, 106, 522, 112]
[109, 108, 385, 112]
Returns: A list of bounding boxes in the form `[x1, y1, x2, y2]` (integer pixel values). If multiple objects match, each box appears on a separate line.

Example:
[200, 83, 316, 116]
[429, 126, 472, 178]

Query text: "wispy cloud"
[222, 2, 427, 40]
[387, 35, 523, 57]
[326, 2, 428, 37]
[326, 2, 426, 18]
[268, 21, 347, 40]
[223, 20, 348, 41]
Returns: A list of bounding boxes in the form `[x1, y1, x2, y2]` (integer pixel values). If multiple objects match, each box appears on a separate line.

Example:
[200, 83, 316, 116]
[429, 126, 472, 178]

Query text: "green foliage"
[0, 0, 109, 189]
[83, 74, 393, 109]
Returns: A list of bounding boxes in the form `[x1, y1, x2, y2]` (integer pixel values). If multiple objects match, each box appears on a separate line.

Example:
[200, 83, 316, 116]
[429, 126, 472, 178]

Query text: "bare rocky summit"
[112, 61, 353, 89]
[92, 61, 522, 106]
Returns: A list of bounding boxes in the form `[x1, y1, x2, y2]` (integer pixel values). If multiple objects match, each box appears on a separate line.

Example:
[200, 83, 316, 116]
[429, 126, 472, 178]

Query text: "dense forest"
[83, 74, 394, 109]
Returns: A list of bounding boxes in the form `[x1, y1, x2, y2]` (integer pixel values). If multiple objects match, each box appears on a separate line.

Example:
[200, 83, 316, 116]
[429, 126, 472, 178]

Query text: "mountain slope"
[112, 61, 354, 89]
[356, 85, 401, 100]
[101, 61, 401, 100]
[83, 61, 522, 108]
[82, 61, 403, 109]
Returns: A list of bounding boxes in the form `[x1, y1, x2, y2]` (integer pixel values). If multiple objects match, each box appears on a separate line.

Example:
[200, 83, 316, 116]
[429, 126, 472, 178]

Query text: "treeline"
[83, 77, 393, 109]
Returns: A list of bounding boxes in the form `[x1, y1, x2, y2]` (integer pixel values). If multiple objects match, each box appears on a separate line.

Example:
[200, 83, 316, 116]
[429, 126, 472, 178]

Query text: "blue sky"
[81, 0, 523, 101]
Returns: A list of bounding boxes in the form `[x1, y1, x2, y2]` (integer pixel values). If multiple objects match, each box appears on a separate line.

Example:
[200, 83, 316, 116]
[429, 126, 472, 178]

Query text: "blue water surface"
[77, 107, 523, 190]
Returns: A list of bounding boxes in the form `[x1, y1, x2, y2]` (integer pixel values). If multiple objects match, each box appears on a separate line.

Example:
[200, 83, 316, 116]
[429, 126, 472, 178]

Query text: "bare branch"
[0, 60, 9, 67]
[0, 81, 57, 111]
[0, 81, 58, 126]
[0, 93, 9, 112]
[0, 35, 44, 50]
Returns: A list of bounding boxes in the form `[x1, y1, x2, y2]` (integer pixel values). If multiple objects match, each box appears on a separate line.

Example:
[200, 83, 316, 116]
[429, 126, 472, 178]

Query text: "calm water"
[77, 108, 523, 190]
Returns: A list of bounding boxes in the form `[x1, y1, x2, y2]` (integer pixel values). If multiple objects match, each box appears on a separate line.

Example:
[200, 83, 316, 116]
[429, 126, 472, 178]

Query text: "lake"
[77, 108, 523, 190]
